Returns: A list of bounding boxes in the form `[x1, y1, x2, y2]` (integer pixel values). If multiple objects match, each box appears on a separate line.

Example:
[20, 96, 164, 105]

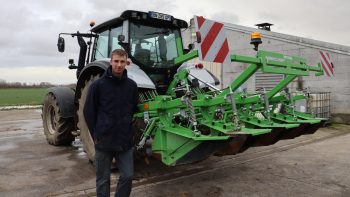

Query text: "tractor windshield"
[129, 22, 181, 68]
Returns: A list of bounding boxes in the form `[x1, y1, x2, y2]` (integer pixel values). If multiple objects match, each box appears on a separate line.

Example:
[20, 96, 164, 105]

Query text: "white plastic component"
[177, 62, 217, 88]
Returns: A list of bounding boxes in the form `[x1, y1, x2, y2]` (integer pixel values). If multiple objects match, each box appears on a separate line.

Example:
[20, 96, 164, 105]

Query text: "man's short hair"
[111, 49, 128, 59]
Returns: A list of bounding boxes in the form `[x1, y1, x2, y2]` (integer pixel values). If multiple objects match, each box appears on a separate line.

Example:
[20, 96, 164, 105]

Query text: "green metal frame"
[135, 49, 324, 166]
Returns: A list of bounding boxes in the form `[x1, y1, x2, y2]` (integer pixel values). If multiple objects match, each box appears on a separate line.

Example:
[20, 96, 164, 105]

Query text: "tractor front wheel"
[77, 75, 100, 163]
[42, 92, 75, 145]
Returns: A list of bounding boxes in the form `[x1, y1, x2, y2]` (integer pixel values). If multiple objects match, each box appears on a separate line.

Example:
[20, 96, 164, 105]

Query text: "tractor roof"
[91, 10, 188, 33]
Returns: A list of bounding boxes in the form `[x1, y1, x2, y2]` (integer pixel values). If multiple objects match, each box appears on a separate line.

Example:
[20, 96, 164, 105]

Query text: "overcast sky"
[1, 0, 349, 84]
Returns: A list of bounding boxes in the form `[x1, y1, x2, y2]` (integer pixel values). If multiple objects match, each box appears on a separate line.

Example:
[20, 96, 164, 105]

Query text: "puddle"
[0, 142, 17, 151]
[19, 121, 42, 133]
[0, 155, 14, 163]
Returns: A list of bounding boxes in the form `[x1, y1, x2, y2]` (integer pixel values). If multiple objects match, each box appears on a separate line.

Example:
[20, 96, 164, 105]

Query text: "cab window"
[94, 26, 123, 60]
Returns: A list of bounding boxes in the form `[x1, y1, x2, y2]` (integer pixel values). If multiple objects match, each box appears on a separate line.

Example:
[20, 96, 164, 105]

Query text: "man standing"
[84, 49, 138, 197]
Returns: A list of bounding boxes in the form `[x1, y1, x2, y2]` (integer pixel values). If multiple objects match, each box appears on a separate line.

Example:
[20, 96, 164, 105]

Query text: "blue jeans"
[95, 148, 134, 197]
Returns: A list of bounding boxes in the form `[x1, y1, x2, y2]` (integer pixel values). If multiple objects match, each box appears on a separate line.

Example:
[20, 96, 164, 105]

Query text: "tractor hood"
[126, 63, 156, 89]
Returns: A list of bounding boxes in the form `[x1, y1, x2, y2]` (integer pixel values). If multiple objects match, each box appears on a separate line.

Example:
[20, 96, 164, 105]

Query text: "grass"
[0, 88, 48, 106]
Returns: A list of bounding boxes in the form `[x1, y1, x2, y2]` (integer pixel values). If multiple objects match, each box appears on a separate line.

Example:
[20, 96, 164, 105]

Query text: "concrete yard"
[0, 109, 349, 197]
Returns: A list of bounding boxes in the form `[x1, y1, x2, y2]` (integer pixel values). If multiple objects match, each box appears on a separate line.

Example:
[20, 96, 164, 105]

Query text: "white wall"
[182, 22, 350, 116]
[223, 23, 350, 115]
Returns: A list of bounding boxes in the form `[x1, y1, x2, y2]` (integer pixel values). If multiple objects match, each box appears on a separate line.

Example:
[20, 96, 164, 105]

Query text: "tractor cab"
[90, 10, 188, 93]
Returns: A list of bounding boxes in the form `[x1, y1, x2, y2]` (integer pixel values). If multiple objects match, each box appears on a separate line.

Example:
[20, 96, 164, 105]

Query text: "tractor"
[42, 10, 324, 166]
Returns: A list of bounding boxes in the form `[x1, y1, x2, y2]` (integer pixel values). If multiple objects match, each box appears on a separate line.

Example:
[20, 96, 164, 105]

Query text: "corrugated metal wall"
[255, 71, 284, 91]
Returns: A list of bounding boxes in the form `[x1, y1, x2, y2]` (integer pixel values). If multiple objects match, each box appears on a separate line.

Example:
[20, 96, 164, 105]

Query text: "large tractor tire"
[42, 92, 75, 145]
[77, 75, 100, 163]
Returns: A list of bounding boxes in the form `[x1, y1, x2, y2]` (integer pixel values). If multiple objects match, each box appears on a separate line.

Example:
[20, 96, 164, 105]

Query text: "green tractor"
[42, 10, 324, 166]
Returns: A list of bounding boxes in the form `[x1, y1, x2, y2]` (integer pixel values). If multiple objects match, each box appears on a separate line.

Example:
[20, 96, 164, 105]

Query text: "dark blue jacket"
[83, 66, 138, 151]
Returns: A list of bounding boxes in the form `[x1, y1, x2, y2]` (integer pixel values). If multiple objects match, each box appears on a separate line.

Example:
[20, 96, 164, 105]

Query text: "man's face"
[110, 54, 127, 76]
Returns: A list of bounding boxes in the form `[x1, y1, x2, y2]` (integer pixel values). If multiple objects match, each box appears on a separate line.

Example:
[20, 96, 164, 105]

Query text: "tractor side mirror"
[57, 36, 65, 53]
[118, 35, 125, 42]
[118, 34, 130, 52]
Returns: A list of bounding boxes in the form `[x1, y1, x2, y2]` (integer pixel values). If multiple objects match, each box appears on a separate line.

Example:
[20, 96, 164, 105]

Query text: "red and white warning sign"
[319, 51, 334, 77]
[194, 16, 230, 64]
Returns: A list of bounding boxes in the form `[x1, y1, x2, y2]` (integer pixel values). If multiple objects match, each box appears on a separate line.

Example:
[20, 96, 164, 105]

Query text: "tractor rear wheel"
[42, 92, 75, 145]
[77, 75, 100, 163]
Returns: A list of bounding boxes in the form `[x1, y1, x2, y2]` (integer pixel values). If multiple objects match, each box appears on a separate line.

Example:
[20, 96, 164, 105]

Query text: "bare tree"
[0, 79, 6, 88]
[0, 79, 57, 88]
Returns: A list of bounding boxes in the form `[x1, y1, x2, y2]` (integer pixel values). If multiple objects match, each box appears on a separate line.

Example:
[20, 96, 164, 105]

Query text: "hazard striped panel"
[319, 51, 334, 77]
[194, 16, 230, 64]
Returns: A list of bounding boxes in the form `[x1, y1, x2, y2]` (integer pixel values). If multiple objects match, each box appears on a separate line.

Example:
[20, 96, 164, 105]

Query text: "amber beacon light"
[250, 32, 262, 51]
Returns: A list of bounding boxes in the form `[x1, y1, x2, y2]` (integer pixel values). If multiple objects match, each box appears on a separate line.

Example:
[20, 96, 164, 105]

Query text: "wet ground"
[0, 109, 350, 197]
[0, 109, 95, 197]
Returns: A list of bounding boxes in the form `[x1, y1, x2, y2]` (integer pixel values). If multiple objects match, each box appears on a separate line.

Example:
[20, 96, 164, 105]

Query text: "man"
[84, 49, 138, 197]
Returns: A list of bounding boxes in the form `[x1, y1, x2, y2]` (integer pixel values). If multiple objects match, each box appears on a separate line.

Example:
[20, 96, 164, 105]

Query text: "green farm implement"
[42, 10, 325, 166]
[135, 49, 324, 165]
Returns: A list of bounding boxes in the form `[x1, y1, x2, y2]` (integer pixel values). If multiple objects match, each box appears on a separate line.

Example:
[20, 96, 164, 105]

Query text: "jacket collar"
[104, 66, 128, 82]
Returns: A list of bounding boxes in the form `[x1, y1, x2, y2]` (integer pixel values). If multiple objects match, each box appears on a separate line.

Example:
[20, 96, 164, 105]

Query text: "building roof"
[222, 22, 350, 55]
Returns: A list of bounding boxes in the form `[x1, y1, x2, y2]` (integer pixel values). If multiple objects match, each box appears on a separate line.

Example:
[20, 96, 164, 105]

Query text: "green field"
[0, 88, 48, 106]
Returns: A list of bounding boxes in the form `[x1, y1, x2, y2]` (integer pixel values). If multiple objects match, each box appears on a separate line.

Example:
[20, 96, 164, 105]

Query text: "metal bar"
[176, 37, 184, 57]
[267, 75, 297, 99]
[174, 50, 198, 65]
[231, 54, 261, 64]
[219, 63, 259, 96]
